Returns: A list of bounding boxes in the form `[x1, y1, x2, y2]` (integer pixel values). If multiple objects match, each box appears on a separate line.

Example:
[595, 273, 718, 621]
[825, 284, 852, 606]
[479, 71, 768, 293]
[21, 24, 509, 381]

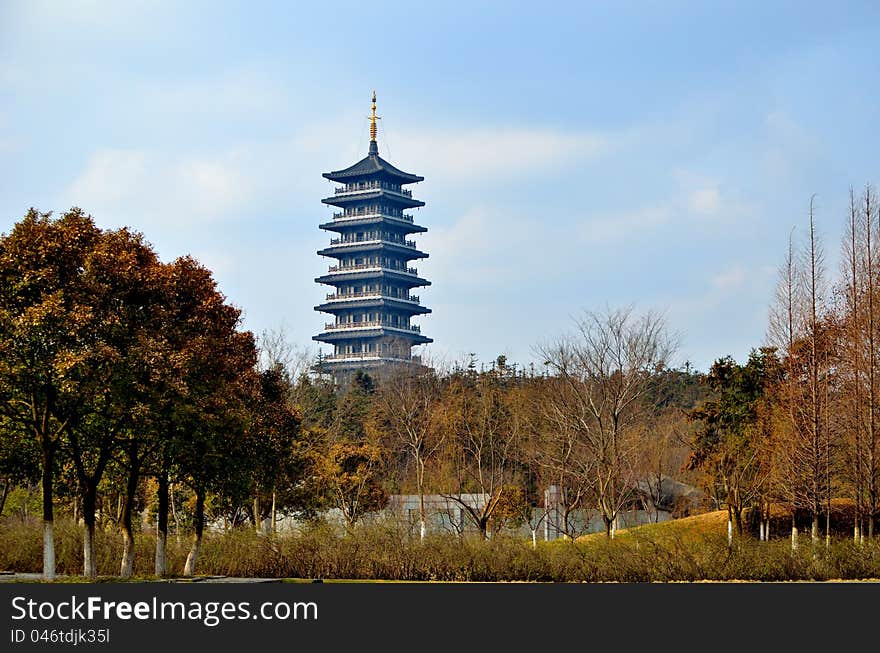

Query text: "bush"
[2, 515, 879, 581]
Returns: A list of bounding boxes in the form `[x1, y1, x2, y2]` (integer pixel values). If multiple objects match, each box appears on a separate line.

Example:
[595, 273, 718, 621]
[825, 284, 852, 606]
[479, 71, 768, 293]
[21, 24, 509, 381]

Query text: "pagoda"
[313, 92, 432, 379]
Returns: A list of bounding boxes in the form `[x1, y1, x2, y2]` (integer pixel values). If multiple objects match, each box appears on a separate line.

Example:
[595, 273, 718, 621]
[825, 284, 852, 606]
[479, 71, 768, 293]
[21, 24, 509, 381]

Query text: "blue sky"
[2, 1, 879, 372]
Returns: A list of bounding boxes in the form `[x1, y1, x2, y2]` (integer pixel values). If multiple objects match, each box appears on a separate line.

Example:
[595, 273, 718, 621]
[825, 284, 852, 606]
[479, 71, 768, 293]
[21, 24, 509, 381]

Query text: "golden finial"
[369, 90, 380, 144]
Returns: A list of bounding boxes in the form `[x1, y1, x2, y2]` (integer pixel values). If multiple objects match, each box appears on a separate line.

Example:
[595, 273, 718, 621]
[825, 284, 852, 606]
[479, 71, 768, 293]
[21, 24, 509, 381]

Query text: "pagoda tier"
[313, 93, 431, 379]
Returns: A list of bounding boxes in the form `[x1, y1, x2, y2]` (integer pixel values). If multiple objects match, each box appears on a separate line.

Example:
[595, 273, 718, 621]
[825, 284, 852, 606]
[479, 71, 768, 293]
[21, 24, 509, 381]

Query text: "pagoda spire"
[369, 90, 380, 155]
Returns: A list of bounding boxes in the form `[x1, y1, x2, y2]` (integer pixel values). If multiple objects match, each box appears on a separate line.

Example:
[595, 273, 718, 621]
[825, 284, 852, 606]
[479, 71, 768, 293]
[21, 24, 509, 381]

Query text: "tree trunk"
[531, 527, 537, 549]
[418, 489, 426, 541]
[170, 482, 180, 543]
[253, 495, 262, 535]
[0, 477, 10, 518]
[791, 515, 798, 552]
[270, 490, 276, 535]
[811, 514, 819, 545]
[155, 473, 168, 576]
[82, 481, 98, 578]
[727, 510, 733, 547]
[119, 455, 139, 578]
[183, 488, 205, 576]
[41, 444, 56, 581]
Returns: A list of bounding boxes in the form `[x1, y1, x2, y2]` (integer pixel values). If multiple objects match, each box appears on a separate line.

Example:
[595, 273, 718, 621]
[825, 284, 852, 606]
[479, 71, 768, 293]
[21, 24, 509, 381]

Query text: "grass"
[1, 514, 879, 582]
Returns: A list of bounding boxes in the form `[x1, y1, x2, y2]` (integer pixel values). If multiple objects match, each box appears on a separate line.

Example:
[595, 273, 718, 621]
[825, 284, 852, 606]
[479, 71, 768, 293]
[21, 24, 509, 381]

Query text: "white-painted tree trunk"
[120, 530, 134, 578]
[183, 536, 200, 576]
[42, 521, 55, 581]
[270, 491, 276, 535]
[155, 530, 167, 576]
[531, 528, 537, 549]
[825, 512, 831, 548]
[253, 496, 262, 536]
[83, 523, 97, 578]
[419, 519, 426, 541]
[727, 517, 733, 546]
[791, 524, 798, 551]
[170, 483, 180, 544]
[758, 521, 764, 541]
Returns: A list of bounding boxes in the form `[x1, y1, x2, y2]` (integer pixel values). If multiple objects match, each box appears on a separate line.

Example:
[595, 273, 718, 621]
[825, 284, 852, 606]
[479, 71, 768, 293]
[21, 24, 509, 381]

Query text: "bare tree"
[768, 228, 806, 549]
[438, 370, 522, 539]
[541, 307, 675, 538]
[371, 366, 444, 540]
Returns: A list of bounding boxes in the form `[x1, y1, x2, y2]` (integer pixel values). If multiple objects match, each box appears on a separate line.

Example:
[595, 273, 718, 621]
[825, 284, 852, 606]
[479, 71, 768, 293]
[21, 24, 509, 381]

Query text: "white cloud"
[137, 70, 289, 118]
[420, 207, 546, 285]
[689, 188, 720, 215]
[578, 205, 672, 244]
[66, 147, 257, 229]
[68, 149, 149, 206]
[11, 0, 168, 34]
[392, 128, 614, 184]
[711, 265, 746, 291]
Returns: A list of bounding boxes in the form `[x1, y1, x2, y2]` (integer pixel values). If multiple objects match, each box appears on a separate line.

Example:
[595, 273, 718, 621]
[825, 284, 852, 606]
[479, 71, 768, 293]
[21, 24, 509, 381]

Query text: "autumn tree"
[311, 441, 388, 529]
[438, 366, 523, 539]
[369, 365, 443, 540]
[0, 209, 104, 579]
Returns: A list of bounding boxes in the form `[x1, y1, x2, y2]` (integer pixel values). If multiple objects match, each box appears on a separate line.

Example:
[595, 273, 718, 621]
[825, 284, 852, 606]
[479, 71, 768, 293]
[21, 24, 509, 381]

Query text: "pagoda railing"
[327, 264, 419, 275]
[332, 211, 414, 223]
[328, 237, 418, 248]
[325, 292, 420, 302]
[335, 182, 412, 197]
[322, 352, 416, 362]
[324, 321, 421, 333]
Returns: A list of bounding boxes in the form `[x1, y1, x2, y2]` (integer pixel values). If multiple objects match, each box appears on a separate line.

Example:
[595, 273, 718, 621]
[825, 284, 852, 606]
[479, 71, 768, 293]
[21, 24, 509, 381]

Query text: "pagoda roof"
[323, 143, 424, 184]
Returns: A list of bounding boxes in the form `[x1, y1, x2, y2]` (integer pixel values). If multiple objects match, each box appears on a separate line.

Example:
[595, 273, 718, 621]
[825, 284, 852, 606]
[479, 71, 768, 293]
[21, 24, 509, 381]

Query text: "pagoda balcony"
[334, 182, 412, 198]
[329, 237, 418, 248]
[326, 291, 419, 303]
[332, 211, 414, 223]
[324, 321, 421, 333]
[327, 263, 419, 275]
[321, 353, 421, 364]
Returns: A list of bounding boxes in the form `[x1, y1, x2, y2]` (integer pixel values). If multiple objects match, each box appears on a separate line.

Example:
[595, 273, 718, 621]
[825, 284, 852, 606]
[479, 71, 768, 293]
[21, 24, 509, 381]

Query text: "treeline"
[687, 188, 880, 547]
[3, 192, 880, 582]
[0, 209, 709, 581]
[0, 209, 307, 579]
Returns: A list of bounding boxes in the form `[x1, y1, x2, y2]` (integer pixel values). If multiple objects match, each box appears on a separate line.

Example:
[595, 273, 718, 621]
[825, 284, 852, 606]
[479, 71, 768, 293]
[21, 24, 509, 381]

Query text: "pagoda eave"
[319, 217, 427, 234]
[322, 192, 425, 209]
[315, 270, 431, 287]
[313, 328, 433, 345]
[317, 243, 428, 259]
[314, 298, 432, 315]
[322, 151, 424, 185]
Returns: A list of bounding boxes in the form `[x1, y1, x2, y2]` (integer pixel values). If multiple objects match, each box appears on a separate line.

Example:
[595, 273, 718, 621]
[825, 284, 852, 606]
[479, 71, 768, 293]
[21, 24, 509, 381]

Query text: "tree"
[311, 441, 388, 529]
[525, 375, 594, 539]
[0, 208, 103, 579]
[541, 307, 674, 538]
[687, 351, 778, 542]
[438, 368, 523, 539]
[245, 366, 307, 535]
[59, 224, 165, 577]
[369, 366, 443, 540]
